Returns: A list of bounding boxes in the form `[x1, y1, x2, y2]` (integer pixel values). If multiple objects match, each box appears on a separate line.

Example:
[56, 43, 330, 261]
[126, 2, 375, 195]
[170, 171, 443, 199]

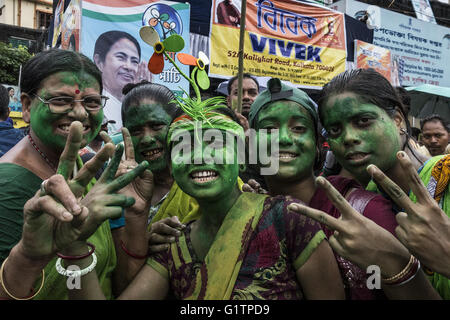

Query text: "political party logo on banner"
[81, 0, 190, 134]
[355, 40, 391, 82]
[210, 0, 347, 89]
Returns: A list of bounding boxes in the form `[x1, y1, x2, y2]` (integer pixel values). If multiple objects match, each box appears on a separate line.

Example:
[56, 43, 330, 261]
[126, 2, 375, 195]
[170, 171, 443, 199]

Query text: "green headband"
[167, 112, 245, 148]
[248, 78, 318, 128]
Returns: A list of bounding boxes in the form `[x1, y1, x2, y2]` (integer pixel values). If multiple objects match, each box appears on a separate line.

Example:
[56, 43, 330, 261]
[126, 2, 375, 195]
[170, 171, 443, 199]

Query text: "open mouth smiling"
[57, 123, 90, 134]
[277, 151, 299, 162]
[141, 148, 164, 161]
[189, 170, 219, 184]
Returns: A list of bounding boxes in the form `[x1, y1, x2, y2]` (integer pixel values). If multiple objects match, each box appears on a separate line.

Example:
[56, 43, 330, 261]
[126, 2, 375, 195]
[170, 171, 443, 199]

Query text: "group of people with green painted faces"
[0, 49, 449, 300]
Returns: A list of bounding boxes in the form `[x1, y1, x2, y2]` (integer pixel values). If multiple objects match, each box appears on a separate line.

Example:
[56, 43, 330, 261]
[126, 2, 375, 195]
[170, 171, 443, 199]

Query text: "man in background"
[226, 73, 259, 120]
[420, 114, 450, 156]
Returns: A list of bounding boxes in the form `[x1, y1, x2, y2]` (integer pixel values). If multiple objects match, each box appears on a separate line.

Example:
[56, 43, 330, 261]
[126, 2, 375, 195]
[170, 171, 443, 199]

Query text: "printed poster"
[209, 0, 347, 89]
[345, 0, 450, 87]
[60, 0, 81, 51]
[81, 0, 190, 133]
[355, 40, 391, 83]
[411, 0, 436, 24]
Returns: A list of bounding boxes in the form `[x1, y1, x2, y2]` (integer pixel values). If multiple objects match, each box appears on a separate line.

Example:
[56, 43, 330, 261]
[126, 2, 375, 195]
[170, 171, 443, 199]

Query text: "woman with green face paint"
[109, 81, 186, 254]
[114, 82, 248, 255]
[58, 106, 345, 300]
[287, 69, 445, 299]
[0, 49, 151, 300]
[248, 78, 396, 299]
[249, 77, 440, 300]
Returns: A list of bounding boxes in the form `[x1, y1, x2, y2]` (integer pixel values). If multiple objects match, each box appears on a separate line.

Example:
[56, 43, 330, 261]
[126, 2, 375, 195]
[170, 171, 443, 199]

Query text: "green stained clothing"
[411, 155, 450, 300]
[0, 162, 117, 300]
[367, 155, 450, 299]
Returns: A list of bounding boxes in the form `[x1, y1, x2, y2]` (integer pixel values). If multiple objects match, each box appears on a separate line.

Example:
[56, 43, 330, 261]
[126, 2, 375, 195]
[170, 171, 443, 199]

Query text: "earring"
[400, 128, 407, 135]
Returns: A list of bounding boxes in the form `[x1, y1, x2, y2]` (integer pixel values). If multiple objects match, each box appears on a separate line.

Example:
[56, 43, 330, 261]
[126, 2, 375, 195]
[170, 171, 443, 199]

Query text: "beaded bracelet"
[120, 240, 148, 259]
[0, 257, 45, 300]
[55, 252, 97, 278]
[382, 255, 420, 286]
[56, 242, 96, 261]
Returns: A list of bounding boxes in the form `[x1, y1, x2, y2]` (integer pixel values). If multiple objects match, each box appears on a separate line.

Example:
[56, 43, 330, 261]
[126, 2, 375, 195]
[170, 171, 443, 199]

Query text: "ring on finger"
[40, 179, 48, 196]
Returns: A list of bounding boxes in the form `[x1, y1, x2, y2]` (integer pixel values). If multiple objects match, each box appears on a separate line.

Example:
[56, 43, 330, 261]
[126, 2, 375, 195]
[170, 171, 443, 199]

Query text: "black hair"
[20, 49, 103, 96]
[0, 86, 9, 120]
[93, 30, 141, 63]
[411, 127, 421, 140]
[318, 69, 408, 124]
[420, 114, 450, 132]
[7, 87, 14, 93]
[317, 68, 424, 163]
[227, 73, 260, 95]
[121, 81, 178, 123]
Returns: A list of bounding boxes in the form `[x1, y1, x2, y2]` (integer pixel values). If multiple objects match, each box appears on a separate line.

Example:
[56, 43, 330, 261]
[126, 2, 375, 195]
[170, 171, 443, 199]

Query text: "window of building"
[36, 11, 52, 29]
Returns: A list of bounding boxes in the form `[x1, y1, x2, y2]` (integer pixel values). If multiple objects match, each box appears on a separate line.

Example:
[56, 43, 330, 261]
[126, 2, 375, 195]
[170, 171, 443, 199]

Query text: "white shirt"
[103, 89, 123, 135]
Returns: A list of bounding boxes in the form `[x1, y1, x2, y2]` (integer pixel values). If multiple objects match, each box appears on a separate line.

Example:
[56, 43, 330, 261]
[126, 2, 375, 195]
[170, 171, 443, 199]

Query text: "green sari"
[148, 192, 268, 299]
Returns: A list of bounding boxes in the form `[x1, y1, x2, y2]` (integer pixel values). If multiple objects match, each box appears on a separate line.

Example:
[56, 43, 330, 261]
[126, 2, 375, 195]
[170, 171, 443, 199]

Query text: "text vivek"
[249, 33, 322, 63]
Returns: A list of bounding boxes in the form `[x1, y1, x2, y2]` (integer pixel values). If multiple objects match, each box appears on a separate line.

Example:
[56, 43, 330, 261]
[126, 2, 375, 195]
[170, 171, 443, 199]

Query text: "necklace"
[27, 134, 57, 171]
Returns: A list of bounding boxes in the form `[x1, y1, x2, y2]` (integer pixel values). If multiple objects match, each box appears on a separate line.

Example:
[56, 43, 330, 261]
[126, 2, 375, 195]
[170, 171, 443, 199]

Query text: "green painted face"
[256, 100, 316, 181]
[30, 71, 103, 151]
[321, 92, 401, 185]
[170, 128, 240, 202]
[124, 102, 172, 173]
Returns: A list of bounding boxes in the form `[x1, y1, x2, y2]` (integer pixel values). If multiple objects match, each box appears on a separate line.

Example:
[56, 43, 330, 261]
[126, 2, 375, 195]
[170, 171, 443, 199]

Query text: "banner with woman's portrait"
[80, 0, 190, 133]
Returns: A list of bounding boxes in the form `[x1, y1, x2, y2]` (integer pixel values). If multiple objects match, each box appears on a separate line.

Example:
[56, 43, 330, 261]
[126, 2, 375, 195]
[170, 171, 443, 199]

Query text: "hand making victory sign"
[288, 176, 406, 274]
[287, 151, 442, 299]
[21, 121, 150, 258]
[368, 151, 450, 279]
[111, 127, 154, 217]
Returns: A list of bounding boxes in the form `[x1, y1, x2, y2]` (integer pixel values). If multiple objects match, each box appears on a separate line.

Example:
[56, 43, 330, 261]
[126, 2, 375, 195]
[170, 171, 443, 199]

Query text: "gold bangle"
[382, 255, 415, 284]
[0, 257, 45, 300]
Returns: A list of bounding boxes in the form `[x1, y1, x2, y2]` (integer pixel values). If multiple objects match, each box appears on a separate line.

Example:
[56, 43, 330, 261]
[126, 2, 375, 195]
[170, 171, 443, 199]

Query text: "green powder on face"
[322, 94, 401, 185]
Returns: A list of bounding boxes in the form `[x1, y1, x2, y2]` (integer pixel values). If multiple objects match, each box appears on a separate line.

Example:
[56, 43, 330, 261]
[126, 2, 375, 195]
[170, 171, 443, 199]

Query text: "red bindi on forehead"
[75, 89, 80, 94]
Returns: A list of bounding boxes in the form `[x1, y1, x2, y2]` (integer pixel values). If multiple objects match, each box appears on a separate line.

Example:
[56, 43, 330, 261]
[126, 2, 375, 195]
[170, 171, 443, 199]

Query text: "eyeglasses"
[33, 94, 109, 114]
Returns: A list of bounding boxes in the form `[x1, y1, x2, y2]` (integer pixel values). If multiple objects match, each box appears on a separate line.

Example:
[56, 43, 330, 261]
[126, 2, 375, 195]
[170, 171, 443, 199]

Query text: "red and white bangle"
[55, 253, 97, 278]
[382, 255, 421, 286]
